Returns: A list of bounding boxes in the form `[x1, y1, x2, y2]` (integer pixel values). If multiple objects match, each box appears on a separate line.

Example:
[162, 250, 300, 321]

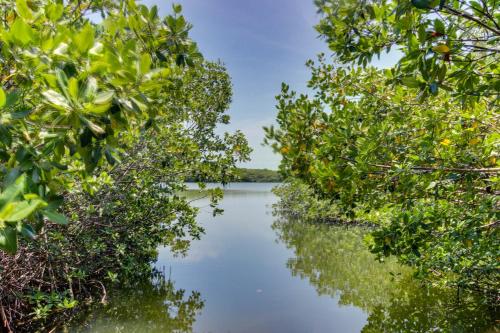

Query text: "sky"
[143, 0, 398, 169]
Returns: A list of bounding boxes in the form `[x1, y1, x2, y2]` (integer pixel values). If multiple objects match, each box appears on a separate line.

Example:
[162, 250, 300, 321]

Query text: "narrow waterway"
[74, 183, 497, 333]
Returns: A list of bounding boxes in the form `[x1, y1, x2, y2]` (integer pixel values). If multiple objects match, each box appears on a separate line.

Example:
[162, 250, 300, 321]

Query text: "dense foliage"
[0, 1, 249, 331]
[272, 180, 345, 223]
[235, 168, 282, 182]
[265, 0, 499, 298]
[187, 168, 281, 183]
[315, 0, 500, 101]
[0, 0, 206, 253]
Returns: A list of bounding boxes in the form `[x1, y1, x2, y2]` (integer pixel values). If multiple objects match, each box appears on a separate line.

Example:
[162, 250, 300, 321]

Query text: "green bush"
[0, 2, 250, 330]
[265, 0, 499, 299]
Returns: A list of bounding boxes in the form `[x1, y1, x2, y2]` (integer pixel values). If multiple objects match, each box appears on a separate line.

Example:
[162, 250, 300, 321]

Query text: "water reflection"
[70, 185, 498, 332]
[273, 218, 498, 333]
[72, 273, 204, 333]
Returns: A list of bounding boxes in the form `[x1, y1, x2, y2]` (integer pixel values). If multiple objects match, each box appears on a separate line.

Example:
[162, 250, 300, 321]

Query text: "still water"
[75, 183, 497, 333]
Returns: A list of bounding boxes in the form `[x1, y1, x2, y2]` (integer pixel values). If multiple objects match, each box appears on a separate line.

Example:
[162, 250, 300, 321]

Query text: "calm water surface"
[75, 183, 497, 333]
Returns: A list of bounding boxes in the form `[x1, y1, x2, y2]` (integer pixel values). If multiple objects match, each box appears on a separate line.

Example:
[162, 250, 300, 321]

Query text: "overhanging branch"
[442, 5, 500, 36]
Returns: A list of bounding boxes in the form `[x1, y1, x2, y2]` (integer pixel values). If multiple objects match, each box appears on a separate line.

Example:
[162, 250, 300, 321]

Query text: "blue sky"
[143, 0, 398, 169]
[137, 0, 327, 169]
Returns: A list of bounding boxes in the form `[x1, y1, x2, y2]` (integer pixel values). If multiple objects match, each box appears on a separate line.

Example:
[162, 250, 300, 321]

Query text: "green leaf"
[4, 199, 45, 222]
[139, 53, 152, 74]
[417, 25, 427, 44]
[0, 203, 15, 222]
[45, 198, 63, 212]
[0, 174, 26, 209]
[5, 90, 20, 107]
[50, 161, 68, 171]
[0, 88, 6, 108]
[68, 77, 79, 101]
[434, 19, 446, 35]
[401, 77, 423, 88]
[437, 64, 447, 82]
[55, 68, 69, 98]
[42, 90, 71, 111]
[80, 116, 106, 136]
[43, 210, 69, 225]
[10, 18, 34, 45]
[105, 149, 117, 165]
[74, 23, 95, 53]
[173, 3, 182, 14]
[20, 224, 36, 240]
[84, 103, 111, 114]
[10, 108, 31, 119]
[16, 0, 33, 20]
[83, 77, 98, 100]
[46, 3, 64, 21]
[0, 227, 17, 253]
[94, 91, 114, 105]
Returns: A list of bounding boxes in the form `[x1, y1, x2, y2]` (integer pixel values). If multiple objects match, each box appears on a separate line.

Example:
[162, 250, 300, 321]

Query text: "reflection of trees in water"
[273, 218, 498, 333]
[72, 273, 204, 333]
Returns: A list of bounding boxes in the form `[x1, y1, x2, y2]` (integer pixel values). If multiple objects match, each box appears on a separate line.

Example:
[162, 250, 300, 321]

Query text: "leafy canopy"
[315, 0, 500, 103]
[0, 0, 247, 253]
[266, 0, 499, 296]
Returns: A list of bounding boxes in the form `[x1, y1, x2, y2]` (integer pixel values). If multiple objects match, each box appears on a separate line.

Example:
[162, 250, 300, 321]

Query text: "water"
[74, 183, 497, 333]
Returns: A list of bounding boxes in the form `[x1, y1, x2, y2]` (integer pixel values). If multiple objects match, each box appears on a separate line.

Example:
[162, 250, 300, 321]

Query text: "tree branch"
[442, 5, 500, 36]
[340, 156, 500, 174]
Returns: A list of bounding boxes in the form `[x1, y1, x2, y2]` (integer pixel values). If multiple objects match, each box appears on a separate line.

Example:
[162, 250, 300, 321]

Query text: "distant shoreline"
[187, 168, 282, 183]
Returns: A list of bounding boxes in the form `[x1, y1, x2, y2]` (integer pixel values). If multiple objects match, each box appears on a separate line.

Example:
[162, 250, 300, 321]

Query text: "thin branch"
[442, 5, 500, 36]
[462, 44, 500, 52]
[340, 157, 500, 174]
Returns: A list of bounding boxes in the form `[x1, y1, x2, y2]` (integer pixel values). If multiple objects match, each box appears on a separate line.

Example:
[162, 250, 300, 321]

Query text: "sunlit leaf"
[42, 90, 71, 110]
[432, 44, 450, 54]
[10, 18, 34, 45]
[74, 23, 95, 53]
[0, 88, 6, 108]
[4, 199, 45, 222]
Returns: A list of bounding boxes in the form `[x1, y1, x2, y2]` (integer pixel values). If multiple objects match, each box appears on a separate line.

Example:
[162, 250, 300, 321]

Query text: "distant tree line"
[235, 168, 282, 182]
[186, 168, 282, 183]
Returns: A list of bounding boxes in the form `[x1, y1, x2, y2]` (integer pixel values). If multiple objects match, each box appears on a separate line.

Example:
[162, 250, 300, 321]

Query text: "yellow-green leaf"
[45, 3, 64, 22]
[139, 53, 152, 74]
[469, 137, 481, 145]
[10, 18, 34, 45]
[84, 103, 111, 114]
[433, 44, 450, 54]
[440, 138, 452, 146]
[4, 199, 45, 222]
[74, 23, 95, 53]
[0, 88, 6, 108]
[16, 0, 33, 20]
[68, 77, 79, 101]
